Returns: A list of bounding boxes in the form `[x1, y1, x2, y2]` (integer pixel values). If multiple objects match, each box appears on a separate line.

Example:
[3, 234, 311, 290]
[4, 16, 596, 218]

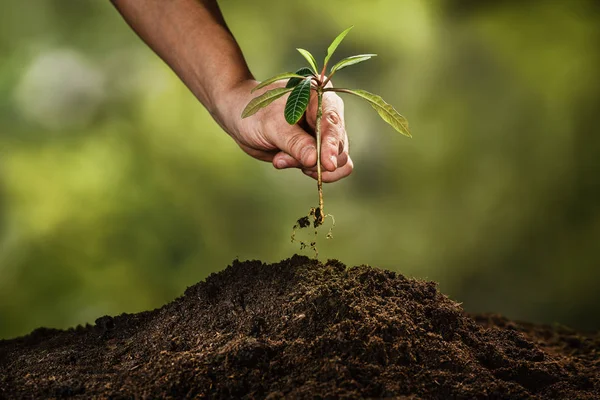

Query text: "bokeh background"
[1, 0, 599, 339]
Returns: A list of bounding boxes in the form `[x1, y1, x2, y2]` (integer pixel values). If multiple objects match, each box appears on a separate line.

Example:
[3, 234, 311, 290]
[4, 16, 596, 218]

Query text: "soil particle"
[296, 216, 311, 229]
[1, 255, 598, 399]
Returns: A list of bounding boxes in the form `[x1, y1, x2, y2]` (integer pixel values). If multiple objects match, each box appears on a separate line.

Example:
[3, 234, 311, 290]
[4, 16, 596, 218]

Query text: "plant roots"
[291, 207, 335, 258]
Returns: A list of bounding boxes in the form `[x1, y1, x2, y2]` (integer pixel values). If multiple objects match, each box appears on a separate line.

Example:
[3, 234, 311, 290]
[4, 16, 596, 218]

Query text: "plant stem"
[315, 88, 324, 225]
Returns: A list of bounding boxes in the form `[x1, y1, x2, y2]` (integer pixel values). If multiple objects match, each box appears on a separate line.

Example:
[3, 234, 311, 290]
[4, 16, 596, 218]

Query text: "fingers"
[302, 156, 354, 183]
[272, 137, 347, 171]
[271, 89, 352, 179]
[297, 135, 349, 173]
[320, 106, 344, 172]
[306, 91, 348, 172]
[272, 151, 302, 169]
[268, 124, 317, 169]
[335, 123, 349, 168]
[246, 77, 350, 179]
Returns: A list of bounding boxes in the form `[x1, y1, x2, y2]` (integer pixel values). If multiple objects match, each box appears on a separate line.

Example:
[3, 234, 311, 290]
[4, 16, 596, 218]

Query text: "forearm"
[111, 0, 253, 116]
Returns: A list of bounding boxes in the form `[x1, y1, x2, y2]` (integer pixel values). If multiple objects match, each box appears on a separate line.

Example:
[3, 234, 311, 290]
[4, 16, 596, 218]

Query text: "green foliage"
[296, 48, 319, 74]
[334, 89, 411, 137]
[284, 77, 312, 124]
[243, 27, 411, 237]
[286, 67, 315, 88]
[323, 26, 354, 69]
[244, 27, 410, 137]
[241, 87, 293, 118]
[330, 54, 377, 75]
[251, 72, 306, 93]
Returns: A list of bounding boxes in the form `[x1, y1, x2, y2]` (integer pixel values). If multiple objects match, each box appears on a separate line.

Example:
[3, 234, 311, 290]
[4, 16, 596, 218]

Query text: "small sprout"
[242, 27, 411, 256]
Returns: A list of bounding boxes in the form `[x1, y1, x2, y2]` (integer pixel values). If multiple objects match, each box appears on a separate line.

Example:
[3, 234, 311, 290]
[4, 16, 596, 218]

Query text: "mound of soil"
[1, 255, 598, 399]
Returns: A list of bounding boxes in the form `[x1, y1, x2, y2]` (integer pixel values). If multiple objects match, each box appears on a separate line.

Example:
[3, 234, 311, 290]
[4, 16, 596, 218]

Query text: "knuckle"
[288, 133, 315, 165]
[325, 135, 338, 148]
[324, 109, 342, 126]
[287, 133, 307, 154]
[255, 132, 275, 151]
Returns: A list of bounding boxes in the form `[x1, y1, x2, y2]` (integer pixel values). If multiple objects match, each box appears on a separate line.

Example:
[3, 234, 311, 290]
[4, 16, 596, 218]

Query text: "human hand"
[215, 79, 353, 183]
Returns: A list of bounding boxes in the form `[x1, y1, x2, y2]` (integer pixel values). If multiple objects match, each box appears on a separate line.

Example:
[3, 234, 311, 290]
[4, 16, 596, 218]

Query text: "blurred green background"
[1, 0, 599, 339]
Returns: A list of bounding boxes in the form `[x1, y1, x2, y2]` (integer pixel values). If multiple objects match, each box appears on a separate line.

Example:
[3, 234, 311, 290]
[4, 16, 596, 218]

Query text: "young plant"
[242, 26, 411, 253]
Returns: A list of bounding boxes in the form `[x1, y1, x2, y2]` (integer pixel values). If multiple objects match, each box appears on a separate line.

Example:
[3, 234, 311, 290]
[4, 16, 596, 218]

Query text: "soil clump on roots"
[1, 255, 598, 399]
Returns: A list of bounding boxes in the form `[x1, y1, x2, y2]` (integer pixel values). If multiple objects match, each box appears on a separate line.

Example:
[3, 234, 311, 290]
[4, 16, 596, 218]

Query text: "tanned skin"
[111, 0, 352, 182]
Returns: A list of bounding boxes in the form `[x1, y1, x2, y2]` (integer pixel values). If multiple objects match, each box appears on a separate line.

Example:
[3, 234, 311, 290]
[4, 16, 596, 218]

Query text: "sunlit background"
[1, 0, 599, 339]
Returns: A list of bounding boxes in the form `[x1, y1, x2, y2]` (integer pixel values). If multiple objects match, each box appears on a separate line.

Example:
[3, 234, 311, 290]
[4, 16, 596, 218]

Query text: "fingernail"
[330, 155, 338, 169]
[276, 159, 288, 169]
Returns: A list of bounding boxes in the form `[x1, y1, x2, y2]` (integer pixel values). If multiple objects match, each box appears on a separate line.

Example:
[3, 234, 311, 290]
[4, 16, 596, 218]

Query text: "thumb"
[269, 125, 317, 168]
[272, 151, 302, 169]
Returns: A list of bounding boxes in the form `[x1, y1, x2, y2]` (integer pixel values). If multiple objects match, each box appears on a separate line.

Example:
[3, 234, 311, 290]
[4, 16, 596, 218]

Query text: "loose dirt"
[1, 255, 598, 399]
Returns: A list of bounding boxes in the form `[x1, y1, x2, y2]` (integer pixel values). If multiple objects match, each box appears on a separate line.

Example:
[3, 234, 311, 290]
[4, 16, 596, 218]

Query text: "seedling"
[242, 27, 411, 254]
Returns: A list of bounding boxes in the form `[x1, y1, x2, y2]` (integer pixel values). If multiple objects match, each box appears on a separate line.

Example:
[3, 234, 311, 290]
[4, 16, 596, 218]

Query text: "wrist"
[210, 78, 258, 137]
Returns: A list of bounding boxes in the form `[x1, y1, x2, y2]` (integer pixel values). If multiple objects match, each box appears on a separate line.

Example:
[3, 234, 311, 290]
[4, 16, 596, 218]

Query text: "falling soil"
[1, 255, 598, 399]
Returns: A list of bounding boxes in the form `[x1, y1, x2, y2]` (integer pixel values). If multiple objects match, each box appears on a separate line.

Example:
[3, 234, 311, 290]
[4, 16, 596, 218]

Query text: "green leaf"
[330, 54, 377, 74]
[284, 77, 312, 125]
[324, 26, 354, 68]
[338, 89, 411, 137]
[296, 48, 319, 74]
[286, 67, 315, 88]
[251, 72, 305, 93]
[241, 87, 293, 119]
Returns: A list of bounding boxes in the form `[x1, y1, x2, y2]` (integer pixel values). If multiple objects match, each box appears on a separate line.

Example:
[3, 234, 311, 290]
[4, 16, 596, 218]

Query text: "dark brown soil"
[1, 255, 598, 399]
